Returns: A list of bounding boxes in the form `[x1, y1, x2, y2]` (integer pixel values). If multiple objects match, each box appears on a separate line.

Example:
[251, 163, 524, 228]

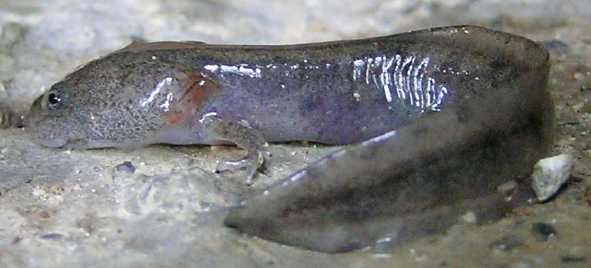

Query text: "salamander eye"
[43, 83, 67, 110]
[48, 92, 61, 105]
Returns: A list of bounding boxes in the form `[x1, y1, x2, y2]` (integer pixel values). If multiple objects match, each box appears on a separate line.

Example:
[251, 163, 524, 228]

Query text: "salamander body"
[26, 25, 553, 253]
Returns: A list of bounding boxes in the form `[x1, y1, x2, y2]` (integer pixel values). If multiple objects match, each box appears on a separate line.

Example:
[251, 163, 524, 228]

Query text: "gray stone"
[531, 222, 558, 241]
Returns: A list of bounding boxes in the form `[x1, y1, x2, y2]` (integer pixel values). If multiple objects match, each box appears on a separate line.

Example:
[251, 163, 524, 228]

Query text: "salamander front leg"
[200, 113, 270, 184]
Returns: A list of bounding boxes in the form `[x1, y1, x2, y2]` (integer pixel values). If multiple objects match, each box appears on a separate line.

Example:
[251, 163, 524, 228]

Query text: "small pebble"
[531, 222, 557, 241]
[584, 187, 591, 206]
[113, 161, 136, 176]
[460, 211, 477, 224]
[371, 235, 396, 252]
[531, 154, 575, 202]
[508, 260, 533, 268]
[561, 255, 586, 263]
[39, 233, 64, 240]
[11, 236, 22, 245]
[39, 211, 50, 219]
[490, 235, 523, 252]
[541, 40, 569, 53]
[0, 103, 24, 129]
[573, 72, 585, 81]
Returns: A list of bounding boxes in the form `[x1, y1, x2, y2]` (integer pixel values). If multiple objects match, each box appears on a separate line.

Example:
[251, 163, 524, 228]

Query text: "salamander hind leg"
[200, 113, 271, 185]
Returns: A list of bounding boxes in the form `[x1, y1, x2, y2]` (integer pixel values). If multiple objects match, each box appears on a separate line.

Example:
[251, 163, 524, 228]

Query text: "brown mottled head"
[26, 49, 219, 149]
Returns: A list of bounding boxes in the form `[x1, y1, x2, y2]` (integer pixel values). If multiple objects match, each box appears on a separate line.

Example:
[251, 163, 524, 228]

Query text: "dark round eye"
[47, 92, 61, 105]
[44, 83, 67, 110]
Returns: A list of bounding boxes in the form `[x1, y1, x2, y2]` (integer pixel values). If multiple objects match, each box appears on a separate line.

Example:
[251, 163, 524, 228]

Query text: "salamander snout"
[26, 94, 68, 148]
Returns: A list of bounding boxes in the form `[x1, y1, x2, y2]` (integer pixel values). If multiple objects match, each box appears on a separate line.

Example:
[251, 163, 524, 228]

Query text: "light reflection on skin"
[203, 61, 331, 80]
[204, 64, 262, 78]
[361, 129, 397, 146]
[159, 92, 174, 112]
[173, 55, 451, 117]
[141, 76, 173, 107]
[380, 55, 394, 103]
[352, 54, 450, 112]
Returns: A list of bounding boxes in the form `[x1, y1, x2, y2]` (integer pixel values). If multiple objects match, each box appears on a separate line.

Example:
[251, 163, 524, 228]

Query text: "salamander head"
[26, 52, 219, 149]
[27, 80, 94, 148]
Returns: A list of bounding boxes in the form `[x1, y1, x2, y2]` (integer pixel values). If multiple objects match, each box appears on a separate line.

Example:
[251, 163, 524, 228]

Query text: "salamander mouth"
[61, 138, 90, 149]
[62, 138, 120, 149]
[34, 136, 117, 149]
[65, 138, 130, 149]
[38, 136, 68, 148]
[26, 128, 87, 149]
[25, 129, 68, 148]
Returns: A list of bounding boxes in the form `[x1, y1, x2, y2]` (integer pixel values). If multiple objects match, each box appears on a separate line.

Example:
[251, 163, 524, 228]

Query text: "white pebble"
[461, 211, 477, 224]
[531, 154, 575, 202]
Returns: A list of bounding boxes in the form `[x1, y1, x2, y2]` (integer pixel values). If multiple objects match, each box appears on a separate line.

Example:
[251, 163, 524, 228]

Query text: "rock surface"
[1, 0, 591, 267]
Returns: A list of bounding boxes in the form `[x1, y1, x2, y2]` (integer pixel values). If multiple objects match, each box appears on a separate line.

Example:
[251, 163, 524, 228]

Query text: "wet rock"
[26, 3, 140, 56]
[531, 222, 557, 241]
[0, 23, 25, 52]
[0, 129, 97, 190]
[121, 167, 240, 216]
[531, 154, 575, 202]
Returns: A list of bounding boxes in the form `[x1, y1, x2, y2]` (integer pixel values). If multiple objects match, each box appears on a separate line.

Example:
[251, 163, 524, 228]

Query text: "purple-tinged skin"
[26, 25, 554, 253]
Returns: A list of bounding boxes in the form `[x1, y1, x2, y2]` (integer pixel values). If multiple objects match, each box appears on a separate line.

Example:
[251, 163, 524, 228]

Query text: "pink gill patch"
[162, 71, 220, 125]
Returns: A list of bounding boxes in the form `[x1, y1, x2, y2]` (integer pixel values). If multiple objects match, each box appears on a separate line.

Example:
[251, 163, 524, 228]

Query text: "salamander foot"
[200, 113, 270, 184]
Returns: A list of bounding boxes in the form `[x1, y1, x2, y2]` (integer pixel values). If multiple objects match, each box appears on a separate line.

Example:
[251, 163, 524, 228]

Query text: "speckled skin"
[29, 25, 508, 148]
[26, 26, 554, 253]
